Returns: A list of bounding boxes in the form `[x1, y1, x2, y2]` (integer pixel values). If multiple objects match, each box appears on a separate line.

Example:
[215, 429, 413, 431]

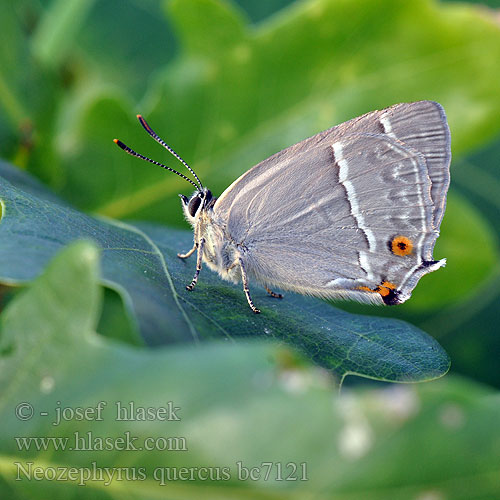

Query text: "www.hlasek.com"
[14, 462, 308, 486]
[15, 431, 187, 452]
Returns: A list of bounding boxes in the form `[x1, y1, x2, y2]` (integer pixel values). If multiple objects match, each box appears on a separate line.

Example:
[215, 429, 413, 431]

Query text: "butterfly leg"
[239, 258, 260, 314]
[177, 243, 196, 259]
[186, 238, 205, 291]
[264, 286, 283, 299]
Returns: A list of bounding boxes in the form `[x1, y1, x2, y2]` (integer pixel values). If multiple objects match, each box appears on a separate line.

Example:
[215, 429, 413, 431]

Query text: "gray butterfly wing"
[378, 101, 450, 227]
[213, 101, 450, 305]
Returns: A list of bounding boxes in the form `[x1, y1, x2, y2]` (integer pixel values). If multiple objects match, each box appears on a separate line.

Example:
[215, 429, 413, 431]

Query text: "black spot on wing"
[382, 288, 403, 305]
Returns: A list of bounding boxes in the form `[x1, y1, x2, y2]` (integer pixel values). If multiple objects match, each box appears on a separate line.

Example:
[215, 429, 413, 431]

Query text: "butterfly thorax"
[193, 205, 241, 283]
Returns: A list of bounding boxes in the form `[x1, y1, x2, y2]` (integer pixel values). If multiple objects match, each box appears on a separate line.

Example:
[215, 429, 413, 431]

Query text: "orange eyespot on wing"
[390, 236, 413, 256]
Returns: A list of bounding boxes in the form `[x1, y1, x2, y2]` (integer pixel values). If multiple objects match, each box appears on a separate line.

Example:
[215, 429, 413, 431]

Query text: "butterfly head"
[180, 188, 213, 224]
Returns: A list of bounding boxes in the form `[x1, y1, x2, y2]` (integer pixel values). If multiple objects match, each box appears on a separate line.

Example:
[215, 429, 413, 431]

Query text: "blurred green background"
[1, 0, 500, 498]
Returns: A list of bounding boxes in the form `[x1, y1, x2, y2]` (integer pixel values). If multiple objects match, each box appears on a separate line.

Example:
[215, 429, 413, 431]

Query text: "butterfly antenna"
[137, 115, 203, 190]
[113, 139, 200, 190]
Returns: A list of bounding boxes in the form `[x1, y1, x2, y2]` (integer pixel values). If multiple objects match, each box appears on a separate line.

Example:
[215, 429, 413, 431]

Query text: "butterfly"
[114, 101, 450, 313]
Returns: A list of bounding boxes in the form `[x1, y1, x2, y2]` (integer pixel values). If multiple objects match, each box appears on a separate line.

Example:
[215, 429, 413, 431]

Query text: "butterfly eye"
[187, 196, 202, 217]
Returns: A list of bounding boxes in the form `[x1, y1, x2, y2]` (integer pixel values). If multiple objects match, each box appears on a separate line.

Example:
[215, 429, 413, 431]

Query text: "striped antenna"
[137, 115, 203, 190]
[113, 139, 200, 190]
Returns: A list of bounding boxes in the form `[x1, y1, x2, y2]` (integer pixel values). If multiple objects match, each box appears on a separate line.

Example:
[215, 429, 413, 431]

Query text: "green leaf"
[0, 161, 194, 346]
[0, 163, 449, 382]
[0, 1, 61, 180]
[30, 0, 97, 69]
[0, 1, 31, 129]
[0, 247, 497, 497]
[169, 0, 247, 56]
[0, 241, 101, 345]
